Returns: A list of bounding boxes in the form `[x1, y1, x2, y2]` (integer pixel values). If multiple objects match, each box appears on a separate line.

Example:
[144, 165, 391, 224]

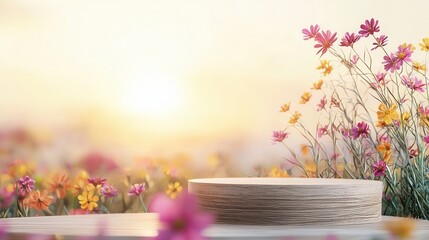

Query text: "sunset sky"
[0, 0, 428, 167]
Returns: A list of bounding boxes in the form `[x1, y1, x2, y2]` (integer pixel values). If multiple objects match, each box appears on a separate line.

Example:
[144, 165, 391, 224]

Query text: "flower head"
[166, 182, 183, 199]
[311, 80, 323, 90]
[372, 160, 386, 177]
[317, 125, 329, 138]
[17, 175, 35, 198]
[382, 53, 400, 73]
[87, 176, 107, 188]
[27, 190, 54, 211]
[316, 60, 333, 76]
[100, 183, 118, 198]
[396, 44, 413, 65]
[149, 192, 213, 240]
[317, 96, 327, 112]
[377, 140, 392, 163]
[424, 135, 429, 146]
[314, 30, 337, 56]
[384, 218, 416, 239]
[279, 102, 290, 112]
[128, 183, 146, 196]
[359, 18, 380, 37]
[78, 187, 99, 211]
[371, 35, 388, 50]
[419, 37, 429, 52]
[299, 92, 312, 104]
[302, 24, 320, 40]
[269, 167, 289, 178]
[413, 61, 427, 72]
[271, 130, 289, 143]
[47, 173, 71, 199]
[350, 121, 370, 139]
[377, 103, 399, 125]
[401, 75, 425, 93]
[288, 111, 302, 124]
[0, 187, 14, 209]
[339, 32, 360, 47]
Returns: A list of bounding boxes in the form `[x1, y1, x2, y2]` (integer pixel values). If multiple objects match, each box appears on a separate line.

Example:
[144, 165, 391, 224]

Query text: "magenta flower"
[371, 35, 388, 50]
[339, 32, 360, 47]
[317, 125, 329, 138]
[402, 75, 425, 92]
[271, 130, 289, 143]
[372, 160, 386, 177]
[87, 176, 107, 187]
[0, 187, 14, 209]
[350, 55, 359, 65]
[350, 121, 370, 139]
[17, 175, 35, 197]
[424, 135, 429, 146]
[149, 192, 213, 240]
[382, 53, 400, 72]
[396, 44, 413, 65]
[101, 183, 118, 198]
[340, 127, 350, 138]
[128, 183, 146, 196]
[359, 18, 380, 37]
[376, 72, 387, 84]
[317, 96, 327, 112]
[314, 30, 337, 56]
[302, 24, 320, 40]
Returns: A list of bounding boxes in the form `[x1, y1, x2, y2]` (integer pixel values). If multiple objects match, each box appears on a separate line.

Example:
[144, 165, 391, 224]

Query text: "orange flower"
[47, 173, 72, 199]
[28, 190, 53, 211]
[377, 140, 392, 164]
[377, 103, 399, 125]
[311, 79, 323, 90]
[288, 111, 302, 124]
[299, 92, 312, 104]
[385, 218, 416, 239]
[316, 60, 333, 76]
[279, 102, 290, 112]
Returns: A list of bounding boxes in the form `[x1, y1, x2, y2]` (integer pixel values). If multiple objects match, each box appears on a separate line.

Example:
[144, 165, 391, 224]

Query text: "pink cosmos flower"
[382, 53, 400, 72]
[87, 176, 107, 187]
[376, 72, 387, 85]
[339, 32, 360, 47]
[401, 75, 425, 92]
[0, 187, 14, 209]
[271, 130, 289, 143]
[317, 125, 329, 138]
[371, 35, 388, 50]
[372, 160, 386, 177]
[100, 183, 118, 198]
[128, 183, 146, 196]
[149, 192, 213, 240]
[314, 30, 337, 56]
[317, 96, 327, 112]
[350, 122, 370, 139]
[340, 127, 350, 138]
[396, 44, 413, 65]
[424, 135, 429, 146]
[359, 18, 380, 37]
[17, 175, 35, 197]
[302, 24, 320, 40]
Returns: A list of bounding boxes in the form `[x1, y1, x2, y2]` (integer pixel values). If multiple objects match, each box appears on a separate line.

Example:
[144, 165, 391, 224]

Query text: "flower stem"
[138, 195, 148, 213]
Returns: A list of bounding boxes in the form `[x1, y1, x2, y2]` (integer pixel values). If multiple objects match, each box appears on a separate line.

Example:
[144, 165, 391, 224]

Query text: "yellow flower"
[166, 182, 183, 199]
[288, 111, 302, 124]
[377, 141, 392, 164]
[77, 188, 99, 211]
[384, 218, 416, 239]
[300, 144, 310, 155]
[412, 61, 427, 72]
[377, 103, 399, 125]
[304, 162, 317, 177]
[311, 79, 323, 90]
[279, 102, 290, 112]
[400, 43, 415, 51]
[401, 111, 411, 125]
[269, 167, 289, 178]
[316, 60, 333, 76]
[299, 92, 312, 104]
[419, 37, 429, 52]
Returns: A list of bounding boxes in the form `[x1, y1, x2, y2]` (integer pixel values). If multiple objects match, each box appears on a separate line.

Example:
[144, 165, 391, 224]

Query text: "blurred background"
[0, 0, 428, 174]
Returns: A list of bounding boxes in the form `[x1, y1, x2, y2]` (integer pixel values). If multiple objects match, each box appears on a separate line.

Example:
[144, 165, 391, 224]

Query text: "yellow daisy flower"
[299, 92, 312, 104]
[166, 182, 183, 199]
[377, 103, 399, 125]
[78, 187, 99, 211]
[419, 37, 429, 52]
[413, 61, 427, 72]
[288, 111, 302, 124]
[279, 102, 290, 112]
[311, 79, 323, 90]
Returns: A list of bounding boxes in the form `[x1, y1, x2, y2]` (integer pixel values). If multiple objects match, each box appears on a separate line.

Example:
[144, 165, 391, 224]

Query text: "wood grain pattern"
[188, 178, 383, 225]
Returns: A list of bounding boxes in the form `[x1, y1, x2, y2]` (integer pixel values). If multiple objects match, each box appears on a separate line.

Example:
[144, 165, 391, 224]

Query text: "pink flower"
[424, 135, 429, 146]
[359, 18, 380, 37]
[128, 183, 145, 196]
[87, 176, 107, 187]
[0, 187, 14, 209]
[302, 24, 320, 40]
[314, 30, 337, 56]
[351, 55, 359, 65]
[341, 127, 350, 138]
[376, 72, 387, 84]
[149, 192, 213, 240]
[17, 175, 35, 197]
[0, 222, 8, 240]
[101, 183, 118, 198]
[372, 160, 386, 177]
[401, 75, 425, 92]
[339, 32, 360, 47]
[271, 130, 289, 143]
[396, 44, 413, 65]
[382, 53, 400, 72]
[350, 121, 370, 139]
[371, 35, 388, 50]
[317, 96, 327, 112]
[317, 125, 329, 138]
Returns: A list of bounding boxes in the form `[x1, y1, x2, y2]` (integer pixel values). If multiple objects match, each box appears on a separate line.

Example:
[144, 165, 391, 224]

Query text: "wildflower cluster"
[274, 18, 429, 219]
